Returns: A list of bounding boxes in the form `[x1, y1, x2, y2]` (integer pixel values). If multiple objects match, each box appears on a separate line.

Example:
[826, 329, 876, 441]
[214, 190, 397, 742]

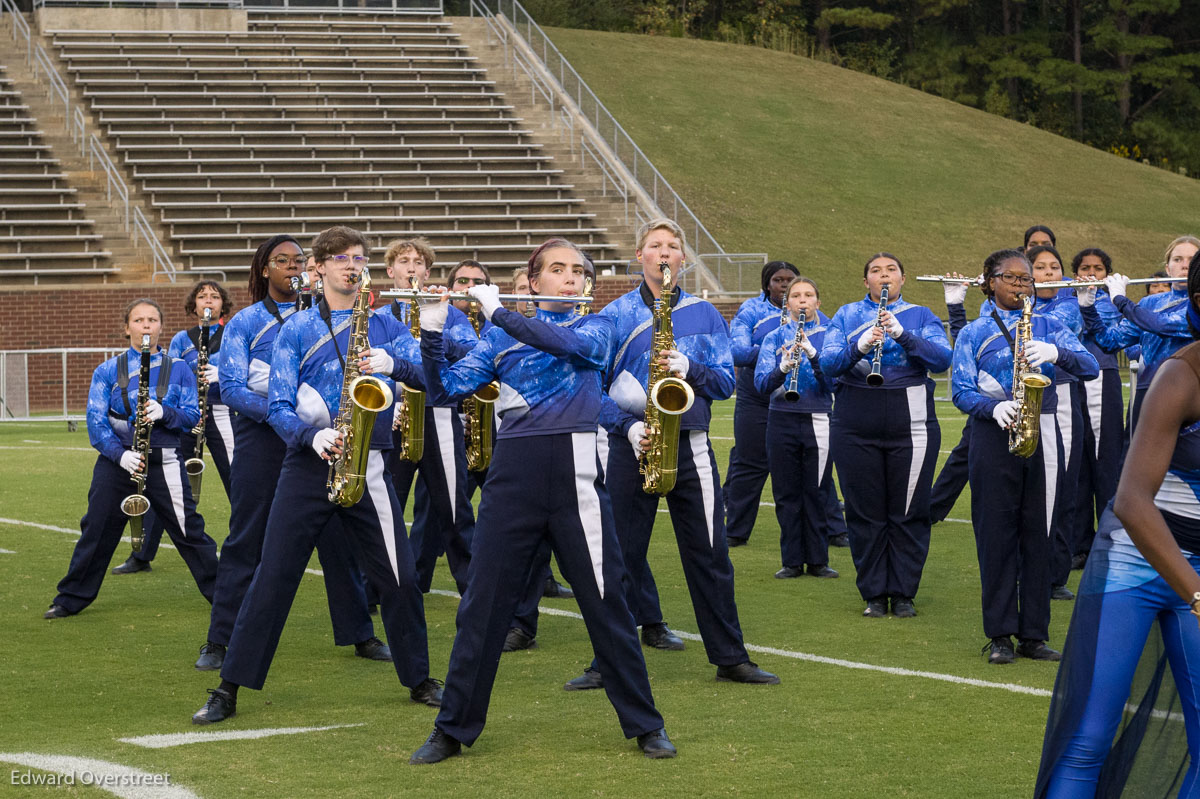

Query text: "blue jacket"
[420, 307, 614, 439]
[753, 315, 832, 413]
[601, 283, 735, 437]
[1036, 289, 1086, 384]
[730, 293, 786, 406]
[87, 347, 199, 462]
[1081, 286, 1192, 388]
[951, 306, 1098, 419]
[218, 298, 298, 423]
[820, 294, 953, 388]
[168, 324, 224, 405]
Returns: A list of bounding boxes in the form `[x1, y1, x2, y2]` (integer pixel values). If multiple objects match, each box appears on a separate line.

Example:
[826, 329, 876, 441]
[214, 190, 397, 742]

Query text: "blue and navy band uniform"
[52, 347, 219, 613]
[1036, 342, 1200, 796]
[420, 304, 665, 746]
[599, 283, 755, 667]
[820, 292, 953, 603]
[133, 323, 237, 564]
[219, 301, 433, 693]
[384, 299, 475, 596]
[951, 305, 1098, 642]
[929, 296, 976, 523]
[755, 315, 834, 569]
[205, 298, 375, 655]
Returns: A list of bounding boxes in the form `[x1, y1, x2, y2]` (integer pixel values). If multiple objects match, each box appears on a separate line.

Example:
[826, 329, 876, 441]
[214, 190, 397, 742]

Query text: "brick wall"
[0, 280, 741, 412]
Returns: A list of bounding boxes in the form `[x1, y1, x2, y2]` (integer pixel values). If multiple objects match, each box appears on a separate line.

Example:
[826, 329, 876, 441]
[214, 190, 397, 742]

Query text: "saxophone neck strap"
[989, 309, 1016, 351]
[318, 298, 347, 371]
[262, 295, 287, 325]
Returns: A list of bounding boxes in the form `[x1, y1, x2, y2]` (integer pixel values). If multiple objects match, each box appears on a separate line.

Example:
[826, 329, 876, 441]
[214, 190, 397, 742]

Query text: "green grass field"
[544, 27, 1200, 309]
[0, 398, 1079, 798]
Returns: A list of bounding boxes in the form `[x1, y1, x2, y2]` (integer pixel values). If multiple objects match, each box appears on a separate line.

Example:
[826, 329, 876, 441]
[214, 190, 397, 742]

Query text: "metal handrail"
[0, 347, 126, 422]
[1, 0, 32, 60]
[133, 206, 176, 282]
[32, 0, 443, 8]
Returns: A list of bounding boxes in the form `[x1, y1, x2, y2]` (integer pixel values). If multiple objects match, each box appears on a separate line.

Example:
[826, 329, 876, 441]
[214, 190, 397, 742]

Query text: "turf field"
[0, 393, 1079, 798]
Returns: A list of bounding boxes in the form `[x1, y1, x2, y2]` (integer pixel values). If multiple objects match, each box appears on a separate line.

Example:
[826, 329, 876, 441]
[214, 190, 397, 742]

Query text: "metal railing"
[2, 0, 177, 281]
[0, 348, 123, 422]
[31, 0, 442, 8]
[467, 0, 767, 295]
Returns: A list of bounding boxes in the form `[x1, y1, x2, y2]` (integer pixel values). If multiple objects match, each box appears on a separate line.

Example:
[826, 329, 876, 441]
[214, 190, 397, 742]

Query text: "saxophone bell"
[464, 381, 500, 472]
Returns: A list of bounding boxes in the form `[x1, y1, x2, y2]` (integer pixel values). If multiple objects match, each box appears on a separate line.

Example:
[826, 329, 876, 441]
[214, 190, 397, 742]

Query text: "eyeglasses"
[995, 273, 1034, 287]
[268, 255, 306, 268]
[454, 276, 485, 286]
[324, 255, 369, 267]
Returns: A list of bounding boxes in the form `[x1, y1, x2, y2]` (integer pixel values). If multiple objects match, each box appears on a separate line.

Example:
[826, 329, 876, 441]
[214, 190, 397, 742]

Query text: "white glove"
[944, 282, 968, 305]
[857, 327, 879, 355]
[119, 450, 143, 476]
[144, 399, 164, 422]
[884, 313, 904, 339]
[419, 301, 447, 333]
[799, 338, 818, 359]
[1024, 341, 1059, 367]
[627, 421, 647, 457]
[202, 363, 219, 384]
[361, 347, 394, 376]
[779, 349, 799, 374]
[1074, 283, 1097, 308]
[1105, 274, 1130, 300]
[394, 403, 405, 427]
[663, 349, 689, 379]
[992, 400, 1019, 429]
[1130, 359, 1142, 374]
[468, 283, 503, 321]
[312, 428, 339, 460]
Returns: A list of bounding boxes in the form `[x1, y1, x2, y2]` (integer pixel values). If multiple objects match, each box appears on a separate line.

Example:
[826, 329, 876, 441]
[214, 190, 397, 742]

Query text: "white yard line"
[0, 752, 201, 799]
[118, 724, 365, 750]
[0, 445, 96, 452]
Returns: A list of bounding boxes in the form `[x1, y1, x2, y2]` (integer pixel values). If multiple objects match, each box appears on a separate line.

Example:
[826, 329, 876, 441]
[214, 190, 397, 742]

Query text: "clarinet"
[120, 335, 152, 552]
[866, 283, 889, 387]
[184, 308, 212, 500]
[783, 309, 807, 402]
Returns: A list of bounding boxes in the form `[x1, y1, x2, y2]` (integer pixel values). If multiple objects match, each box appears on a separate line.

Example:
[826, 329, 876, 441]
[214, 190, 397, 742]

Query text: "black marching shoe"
[774, 566, 804, 579]
[194, 642, 226, 671]
[984, 636, 1016, 665]
[354, 636, 393, 662]
[862, 597, 888, 618]
[637, 728, 677, 759]
[111, 555, 152, 575]
[543, 577, 575, 599]
[727, 536, 748, 548]
[641, 623, 685, 651]
[829, 532, 850, 548]
[1051, 584, 1075, 601]
[890, 597, 917, 618]
[43, 604, 72, 619]
[564, 667, 604, 691]
[192, 688, 236, 724]
[410, 678, 444, 707]
[502, 627, 537, 652]
[1070, 553, 1088, 571]
[807, 564, 839, 578]
[716, 661, 781, 685]
[409, 727, 461, 765]
[1016, 639, 1062, 661]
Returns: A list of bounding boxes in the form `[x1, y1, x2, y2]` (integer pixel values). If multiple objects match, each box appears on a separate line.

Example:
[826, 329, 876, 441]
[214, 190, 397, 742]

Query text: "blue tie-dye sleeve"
[948, 302, 968, 339]
[950, 325, 997, 420]
[266, 319, 319, 450]
[599, 393, 637, 437]
[729, 305, 758, 368]
[1080, 304, 1139, 352]
[1048, 318, 1100, 381]
[1114, 293, 1190, 337]
[1126, 344, 1142, 361]
[754, 326, 787, 395]
[896, 308, 952, 372]
[86, 357, 124, 462]
[159, 359, 200, 433]
[167, 329, 190, 361]
[677, 308, 734, 401]
[489, 308, 614, 371]
[420, 330, 496, 406]
[218, 311, 268, 422]
[443, 305, 481, 361]
[818, 306, 857, 378]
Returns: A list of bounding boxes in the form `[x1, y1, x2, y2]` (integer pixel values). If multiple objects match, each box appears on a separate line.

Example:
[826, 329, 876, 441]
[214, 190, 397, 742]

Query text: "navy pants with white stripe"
[389, 406, 473, 595]
[221, 447, 429, 691]
[723, 396, 770, 543]
[1074, 370, 1123, 556]
[135, 403, 235, 562]
[767, 410, 831, 569]
[54, 450, 218, 613]
[832, 384, 940, 602]
[1051, 382, 1083, 587]
[206, 416, 374, 648]
[435, 432, 663, 746]
[607, 431, 749, 666]
[968, 414, 1059, 642]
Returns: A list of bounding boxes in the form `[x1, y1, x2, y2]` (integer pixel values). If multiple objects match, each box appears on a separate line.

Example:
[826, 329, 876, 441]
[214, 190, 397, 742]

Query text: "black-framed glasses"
[995, 272, 1034, 287]
[268, 255, 306, 268]
[325, 255, 369, 267]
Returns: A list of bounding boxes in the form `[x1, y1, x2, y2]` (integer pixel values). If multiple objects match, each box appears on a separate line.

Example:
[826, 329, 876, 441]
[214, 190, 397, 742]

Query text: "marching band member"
[1035, 253, 1200, 797]
[724, 260, 798, 547]
[193, 226, 442, 724]
[409, 237, 675, 763]
[566, 218, 779, 685]
[820, 253, 953, 618]
[951, 249, 1097, 664]
[44, 299, 218, 618]
[191, 235, 385, 674]
[1024, 225, 1056, 252]
[753, 277, 836, 579]
[113, 280, 235, 576]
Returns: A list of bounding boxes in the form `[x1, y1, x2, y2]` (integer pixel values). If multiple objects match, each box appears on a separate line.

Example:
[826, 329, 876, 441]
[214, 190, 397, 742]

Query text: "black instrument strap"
[116, 353, 132, 417]
[319, 299, 347, 371]
[390, 299, 409, 326]
[262, 296, 286, 325]
[990, 309, 1016, 351]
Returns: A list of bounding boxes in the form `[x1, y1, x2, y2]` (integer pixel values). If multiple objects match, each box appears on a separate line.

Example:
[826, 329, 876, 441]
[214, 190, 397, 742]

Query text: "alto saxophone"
[640, 264, 695, 495]
[184, 307, 212, 500]
[327, 268, 395, 507]
[392, 275, 425, 463]
[121, 334, 152, 551]
[1007, 294, 1052, 458]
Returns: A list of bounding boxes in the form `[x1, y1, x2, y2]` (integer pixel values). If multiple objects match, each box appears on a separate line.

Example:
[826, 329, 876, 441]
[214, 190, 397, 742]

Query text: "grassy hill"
[546, 27, 1200, 309]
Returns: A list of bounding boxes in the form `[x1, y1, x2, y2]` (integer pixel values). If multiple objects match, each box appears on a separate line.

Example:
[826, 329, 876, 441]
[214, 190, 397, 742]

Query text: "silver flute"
[916, 275, 1185, 288]
[380, 289, 594, 304]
